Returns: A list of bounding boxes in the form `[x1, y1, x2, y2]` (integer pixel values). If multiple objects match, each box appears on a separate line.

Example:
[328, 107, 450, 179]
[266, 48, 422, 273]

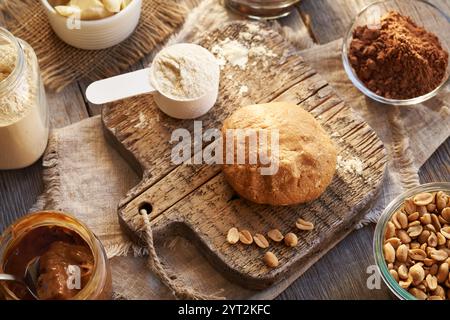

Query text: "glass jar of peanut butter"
[0, 211, 112, 300]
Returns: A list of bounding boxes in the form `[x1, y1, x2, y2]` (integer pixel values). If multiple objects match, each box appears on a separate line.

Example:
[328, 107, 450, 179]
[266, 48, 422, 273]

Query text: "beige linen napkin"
[31, 0, 450, 299]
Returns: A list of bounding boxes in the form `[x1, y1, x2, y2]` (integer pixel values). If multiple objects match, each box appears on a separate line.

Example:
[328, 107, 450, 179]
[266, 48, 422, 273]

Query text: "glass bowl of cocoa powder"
[342, 0, 450, 105]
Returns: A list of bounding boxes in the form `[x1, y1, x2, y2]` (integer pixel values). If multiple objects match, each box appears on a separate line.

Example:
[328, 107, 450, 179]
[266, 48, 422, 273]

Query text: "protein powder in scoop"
[150, 43, 220, 101]
[86, 43, 220, 119]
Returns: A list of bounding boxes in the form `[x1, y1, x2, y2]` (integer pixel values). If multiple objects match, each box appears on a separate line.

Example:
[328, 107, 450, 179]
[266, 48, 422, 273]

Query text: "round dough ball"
[222, 102, 337, 206]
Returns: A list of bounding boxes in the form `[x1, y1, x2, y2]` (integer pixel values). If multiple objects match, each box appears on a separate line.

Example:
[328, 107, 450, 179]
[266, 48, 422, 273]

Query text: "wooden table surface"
[0, 0, 449, 300]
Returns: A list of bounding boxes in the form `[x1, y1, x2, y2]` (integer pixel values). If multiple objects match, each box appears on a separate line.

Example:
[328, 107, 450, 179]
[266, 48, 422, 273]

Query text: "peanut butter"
[4, 226, 94, 300]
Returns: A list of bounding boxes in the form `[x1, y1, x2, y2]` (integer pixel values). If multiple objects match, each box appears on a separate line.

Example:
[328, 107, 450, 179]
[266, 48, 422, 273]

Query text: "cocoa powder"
[349, 11, 449, 100]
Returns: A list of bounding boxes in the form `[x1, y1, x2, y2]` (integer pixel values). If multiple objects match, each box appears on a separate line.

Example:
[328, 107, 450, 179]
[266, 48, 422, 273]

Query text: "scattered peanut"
[383, 190, 450, 300]
[263, 251, 279, 268]
[267, 229, 284, 242]
[254, 233, 269, 249]
[295, 218, 314, 231]
[284, 233, 298, 247]
[227, 227, 240, 244]
[239, 230, 253, 245]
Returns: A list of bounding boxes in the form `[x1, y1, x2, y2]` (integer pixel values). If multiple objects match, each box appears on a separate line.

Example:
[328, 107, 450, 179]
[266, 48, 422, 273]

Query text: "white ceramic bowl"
[40, 0, 142, 50]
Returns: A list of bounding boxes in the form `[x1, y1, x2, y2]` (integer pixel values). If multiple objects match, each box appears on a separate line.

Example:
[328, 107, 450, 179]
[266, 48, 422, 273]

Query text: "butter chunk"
[53, 0, 115, 20]
[102, 0, 122, 13]
[54, 5, 81, 17]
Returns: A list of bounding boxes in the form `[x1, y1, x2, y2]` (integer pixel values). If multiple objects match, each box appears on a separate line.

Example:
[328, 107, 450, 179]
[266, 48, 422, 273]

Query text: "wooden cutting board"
[102, 22, 387, 290]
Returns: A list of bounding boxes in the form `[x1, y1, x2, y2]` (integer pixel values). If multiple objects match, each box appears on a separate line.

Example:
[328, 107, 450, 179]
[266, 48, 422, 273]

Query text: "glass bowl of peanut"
[374, 182, 450, 300]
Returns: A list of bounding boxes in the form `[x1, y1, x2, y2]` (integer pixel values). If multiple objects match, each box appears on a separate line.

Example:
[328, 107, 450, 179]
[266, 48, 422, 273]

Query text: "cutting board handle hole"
[138, 202, 153, 215]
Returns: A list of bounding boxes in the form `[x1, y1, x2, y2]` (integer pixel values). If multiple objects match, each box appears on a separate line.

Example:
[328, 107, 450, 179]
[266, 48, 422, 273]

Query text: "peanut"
[227, 227, 239, 244]
[386, 237, 401, 249]
[263, 252, 279, 268]
[413, 193, 434, 206]
[424, 258, 435, 267]
[427, 203, 437, 213]
[239, 230, 253, 245]
[384, 242, 396, 263]
[426, 274, 438, 291]
[437, 232, 447, 246]
[431, 214, 441, 231]
[385, 221, 396, 239]
[398, 264, 409, 280]
[407, 224, 423, 238]
[436, 192, 448, 211]
[441, 227, 450, 239]
[254, 233, 269, 249]
[390, 269, 399, 282]
[284, 233, 298, 247]
[404, 198, 417, 214]
[418, 230, 430, 244]
[399, 275, 412, 289]
[295, 218, 314, 231]
[430, 249, 449, 262]
[397, 229, 411, 244]
[430, 263, 439, 276]
[409, 288, 427, 300]
[428, 232, 438, 247]
[437, 263, 449, 283]
[434, 285, 446, 299]
[420, 213, 432, 226]
[418, 205, 428, 216]
[442, 208, 450, 222]
[267, 229, 284, 242]
[409, 263, 425, 285]
[408, 211, 420, 222]
[409, 248, 426, 261]
[396, 244, 408, 263]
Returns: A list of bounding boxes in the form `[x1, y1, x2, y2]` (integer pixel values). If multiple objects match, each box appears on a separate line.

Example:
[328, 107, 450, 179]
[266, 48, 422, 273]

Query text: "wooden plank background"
[0, 0, 449, 299]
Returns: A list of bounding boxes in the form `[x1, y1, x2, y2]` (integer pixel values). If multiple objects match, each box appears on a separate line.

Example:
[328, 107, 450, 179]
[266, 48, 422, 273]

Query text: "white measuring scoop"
[86, 43, 220, 120]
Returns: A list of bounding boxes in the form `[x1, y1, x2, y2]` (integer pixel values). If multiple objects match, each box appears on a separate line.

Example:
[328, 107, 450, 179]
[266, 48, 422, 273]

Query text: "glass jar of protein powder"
[0, 27, 48, 170]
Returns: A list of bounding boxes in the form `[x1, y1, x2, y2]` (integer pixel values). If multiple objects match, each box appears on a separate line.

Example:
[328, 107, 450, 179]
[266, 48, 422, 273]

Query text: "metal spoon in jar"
[0, 256, 40, 300]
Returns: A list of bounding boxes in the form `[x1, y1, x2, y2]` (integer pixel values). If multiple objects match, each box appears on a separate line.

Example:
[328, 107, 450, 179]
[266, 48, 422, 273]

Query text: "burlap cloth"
[31, 0, 450, 299]
[0, 0, 201, 92]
